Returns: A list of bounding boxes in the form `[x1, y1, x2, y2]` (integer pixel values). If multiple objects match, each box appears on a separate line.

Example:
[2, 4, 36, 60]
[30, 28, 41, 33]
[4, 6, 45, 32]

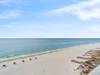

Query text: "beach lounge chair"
[13, 62, 16, 64]
[35, 57, 37, 59]
[30, 58, 32, 60]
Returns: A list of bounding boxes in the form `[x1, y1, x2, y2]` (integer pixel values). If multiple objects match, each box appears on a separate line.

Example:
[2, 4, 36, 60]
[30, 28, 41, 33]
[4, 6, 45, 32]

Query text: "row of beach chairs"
[2, 57, 37, 67]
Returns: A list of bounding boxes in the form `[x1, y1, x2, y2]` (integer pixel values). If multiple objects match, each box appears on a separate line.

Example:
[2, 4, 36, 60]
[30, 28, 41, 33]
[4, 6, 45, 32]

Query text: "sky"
[0, 0, 100, 38]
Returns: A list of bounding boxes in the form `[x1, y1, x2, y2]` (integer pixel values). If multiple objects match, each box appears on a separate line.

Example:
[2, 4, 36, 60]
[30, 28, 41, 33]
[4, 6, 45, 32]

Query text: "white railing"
[88, 64, 100, 75]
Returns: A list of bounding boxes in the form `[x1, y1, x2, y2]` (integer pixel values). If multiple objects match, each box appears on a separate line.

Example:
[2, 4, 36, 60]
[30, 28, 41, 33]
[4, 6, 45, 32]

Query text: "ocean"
[0, 38, 100, 60]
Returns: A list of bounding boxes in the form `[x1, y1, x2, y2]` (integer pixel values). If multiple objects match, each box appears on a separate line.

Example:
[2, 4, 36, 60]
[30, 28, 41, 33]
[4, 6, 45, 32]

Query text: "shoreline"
[0, 43, 100, 75]
[0, 43, 97, 63]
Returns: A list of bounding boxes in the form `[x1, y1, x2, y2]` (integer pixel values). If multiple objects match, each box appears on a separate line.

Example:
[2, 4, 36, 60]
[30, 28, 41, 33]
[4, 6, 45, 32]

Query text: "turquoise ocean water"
[0, 38, 100, 60]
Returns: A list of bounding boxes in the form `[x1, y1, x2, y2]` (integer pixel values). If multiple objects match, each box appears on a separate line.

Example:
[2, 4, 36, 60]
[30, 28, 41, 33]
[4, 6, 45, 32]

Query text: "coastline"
[0, 43, 100, 75]
[0, 43, 97, 63]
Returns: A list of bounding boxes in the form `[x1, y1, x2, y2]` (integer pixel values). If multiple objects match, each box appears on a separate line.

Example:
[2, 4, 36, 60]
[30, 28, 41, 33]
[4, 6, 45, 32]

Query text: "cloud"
[0, 10, 20, 19]
[44, 0, 100, 20]
[73, 8, 100, 20]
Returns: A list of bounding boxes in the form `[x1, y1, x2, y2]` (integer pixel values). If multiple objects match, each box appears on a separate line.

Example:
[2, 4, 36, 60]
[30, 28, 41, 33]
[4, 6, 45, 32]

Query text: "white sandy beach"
[0, 43, 100, 75]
